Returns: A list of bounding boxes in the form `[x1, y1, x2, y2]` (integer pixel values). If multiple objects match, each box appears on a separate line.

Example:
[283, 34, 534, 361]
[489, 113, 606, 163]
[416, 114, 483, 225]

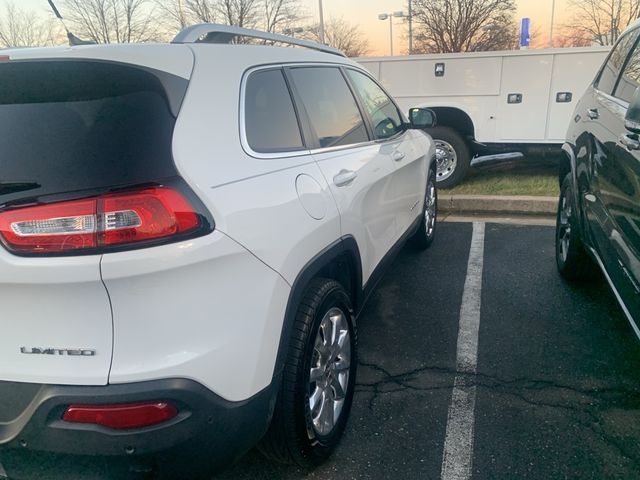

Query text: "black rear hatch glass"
[0, 60, 188, 207]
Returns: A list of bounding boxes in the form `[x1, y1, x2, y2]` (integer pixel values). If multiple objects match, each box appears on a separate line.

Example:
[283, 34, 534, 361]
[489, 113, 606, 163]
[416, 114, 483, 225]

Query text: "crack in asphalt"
[355, 360, 640, 463]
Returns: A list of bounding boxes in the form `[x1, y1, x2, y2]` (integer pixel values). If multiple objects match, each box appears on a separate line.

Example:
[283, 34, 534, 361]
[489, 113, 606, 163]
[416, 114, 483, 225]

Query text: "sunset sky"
[19, 0, 570, 55]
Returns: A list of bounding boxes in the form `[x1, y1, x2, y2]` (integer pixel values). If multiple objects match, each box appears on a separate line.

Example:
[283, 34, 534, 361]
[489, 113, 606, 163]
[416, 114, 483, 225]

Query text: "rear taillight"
[0, 187, 204, 254]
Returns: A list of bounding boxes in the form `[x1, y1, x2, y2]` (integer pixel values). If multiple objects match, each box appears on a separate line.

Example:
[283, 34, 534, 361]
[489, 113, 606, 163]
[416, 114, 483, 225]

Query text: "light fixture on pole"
[319, 0, 325, 44]
[378, 11, 404, 56]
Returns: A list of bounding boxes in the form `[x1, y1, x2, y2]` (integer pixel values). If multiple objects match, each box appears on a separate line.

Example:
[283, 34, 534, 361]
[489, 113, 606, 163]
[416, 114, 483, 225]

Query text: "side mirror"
[408, 108, 436, 129]
[625, 87, 640, 133]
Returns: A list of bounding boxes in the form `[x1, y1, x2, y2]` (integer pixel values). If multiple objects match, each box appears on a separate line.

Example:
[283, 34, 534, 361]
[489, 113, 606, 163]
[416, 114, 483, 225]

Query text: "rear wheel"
[411, 168, 437, 249]
[259, 278, 357, 467]
[556, 174, 597, 280]
[427, 126, 471, 188]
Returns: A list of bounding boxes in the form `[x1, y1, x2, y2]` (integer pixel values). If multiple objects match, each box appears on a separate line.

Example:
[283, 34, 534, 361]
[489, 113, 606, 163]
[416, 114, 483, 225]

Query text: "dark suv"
[556, 20, 640, 335]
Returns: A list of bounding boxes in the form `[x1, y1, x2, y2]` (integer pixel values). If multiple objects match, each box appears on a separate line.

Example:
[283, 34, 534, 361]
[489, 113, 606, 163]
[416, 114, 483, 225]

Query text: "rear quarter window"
[244, 69, 304, 153]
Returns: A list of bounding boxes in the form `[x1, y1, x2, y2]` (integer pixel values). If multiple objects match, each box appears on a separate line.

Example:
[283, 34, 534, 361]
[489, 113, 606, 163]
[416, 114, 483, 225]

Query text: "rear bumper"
[0, 377, 277, 477]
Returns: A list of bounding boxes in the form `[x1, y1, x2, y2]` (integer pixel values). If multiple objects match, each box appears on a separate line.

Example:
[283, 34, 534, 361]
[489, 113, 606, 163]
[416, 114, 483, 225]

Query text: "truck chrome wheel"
[309, 307, 351, 436]
[435, 140, 458, 182]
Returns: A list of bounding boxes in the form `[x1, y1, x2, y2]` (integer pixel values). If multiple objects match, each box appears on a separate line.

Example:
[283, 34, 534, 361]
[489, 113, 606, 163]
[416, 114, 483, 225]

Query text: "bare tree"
[263, 0, 302, 33]
[304, 17, 369, 57]
[411, 0, 518, 53]
[216, 0, 259, 28]
[0, 2, 60, 47]
[554, 26, 594, 48]
[566, 0, 640, 45]
[62, 0, 158, 44]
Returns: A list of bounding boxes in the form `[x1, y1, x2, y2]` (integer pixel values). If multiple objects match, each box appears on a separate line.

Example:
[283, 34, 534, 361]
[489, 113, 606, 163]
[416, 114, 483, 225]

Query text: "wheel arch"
[426, 107, 475, 140]
[559, 142, 589, 242]
[273, 237, 363, 380]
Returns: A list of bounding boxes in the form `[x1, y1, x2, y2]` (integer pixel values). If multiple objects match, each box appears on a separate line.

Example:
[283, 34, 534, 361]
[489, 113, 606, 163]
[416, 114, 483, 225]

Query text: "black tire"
[411, 167, 437, 249]
[427, 126, 471, 189]
[556, 173, 597, 281]
[258, 278, 357, 468]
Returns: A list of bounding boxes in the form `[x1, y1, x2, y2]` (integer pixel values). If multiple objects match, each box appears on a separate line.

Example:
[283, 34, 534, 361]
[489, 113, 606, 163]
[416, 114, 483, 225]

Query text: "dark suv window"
[615, 39, 640, 102]
[0, 60, 186, 206]
[596, 29, 640, 94]
[244, 69, 304, 153]
[288, 67, 369, 149]
[347, 69, 404, 140]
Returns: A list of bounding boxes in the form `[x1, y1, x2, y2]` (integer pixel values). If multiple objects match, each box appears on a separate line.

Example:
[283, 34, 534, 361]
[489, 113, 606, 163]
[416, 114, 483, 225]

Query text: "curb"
[438, 195, 557, 216]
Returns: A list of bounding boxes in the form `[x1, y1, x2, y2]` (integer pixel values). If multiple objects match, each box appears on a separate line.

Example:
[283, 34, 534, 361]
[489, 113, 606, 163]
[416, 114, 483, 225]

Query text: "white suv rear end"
[0, 25, 436, 478]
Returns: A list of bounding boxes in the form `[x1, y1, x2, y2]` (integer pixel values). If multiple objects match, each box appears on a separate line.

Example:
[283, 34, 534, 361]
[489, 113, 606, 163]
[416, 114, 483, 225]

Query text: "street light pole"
[389, 16, 394, 56]
[549, 0, 556, 48]
[319, 0, 325, 44]
[379, 12, 405, 56]
[408, 0, 413, 55]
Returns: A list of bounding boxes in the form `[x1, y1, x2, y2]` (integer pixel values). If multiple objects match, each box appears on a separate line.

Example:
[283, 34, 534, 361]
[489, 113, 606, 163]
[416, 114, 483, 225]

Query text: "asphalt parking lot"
[3, 221, 640, 479]
[218, 221, 640, 480]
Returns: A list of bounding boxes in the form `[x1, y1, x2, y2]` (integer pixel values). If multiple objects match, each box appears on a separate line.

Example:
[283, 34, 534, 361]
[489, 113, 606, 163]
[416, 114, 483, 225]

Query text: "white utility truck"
[358, 47, 610, 187]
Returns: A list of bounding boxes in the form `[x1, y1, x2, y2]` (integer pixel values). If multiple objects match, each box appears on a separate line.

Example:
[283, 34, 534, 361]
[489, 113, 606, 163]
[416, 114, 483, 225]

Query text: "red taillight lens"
[63, 401, 178, 430]
[0, 187, 202, 254]
[99, 188, 199, 246]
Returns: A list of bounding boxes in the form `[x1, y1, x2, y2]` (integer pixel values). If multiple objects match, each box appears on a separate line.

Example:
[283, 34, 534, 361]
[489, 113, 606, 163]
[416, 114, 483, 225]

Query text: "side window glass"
[245, 69, 304, 153]
[288, 67, 369, 149]
[596, 29, 640, 94]
[615, 40, 640, 102]
[347, 69, 404, 140]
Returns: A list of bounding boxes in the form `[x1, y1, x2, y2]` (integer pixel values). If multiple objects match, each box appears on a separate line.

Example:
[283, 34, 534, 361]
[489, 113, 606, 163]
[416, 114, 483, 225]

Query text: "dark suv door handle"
[620, 133, 640, 151]
[586, 108, 599, 120]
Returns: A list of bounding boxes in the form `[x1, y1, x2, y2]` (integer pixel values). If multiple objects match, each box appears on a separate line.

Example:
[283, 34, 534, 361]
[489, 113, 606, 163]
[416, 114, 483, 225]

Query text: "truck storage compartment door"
[499, 55, 553, 141]
[547, 51, 610, 141]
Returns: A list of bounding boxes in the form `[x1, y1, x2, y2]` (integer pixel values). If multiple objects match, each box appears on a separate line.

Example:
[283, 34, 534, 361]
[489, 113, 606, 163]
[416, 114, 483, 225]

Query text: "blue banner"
[520, 18, 531, 48]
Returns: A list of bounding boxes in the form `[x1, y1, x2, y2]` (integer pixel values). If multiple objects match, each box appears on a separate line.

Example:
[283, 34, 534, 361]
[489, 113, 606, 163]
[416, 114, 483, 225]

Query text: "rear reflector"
[63, 401, 178, 430]
[0, 187, 201, 254]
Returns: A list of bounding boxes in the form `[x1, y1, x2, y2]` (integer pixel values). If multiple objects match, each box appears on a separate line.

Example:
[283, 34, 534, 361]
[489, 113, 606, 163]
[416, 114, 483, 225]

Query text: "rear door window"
[0, 60, 186, 206]
[346, 69, 404, 140]
[288, 67, 369, 149]
[244, 69, 304, 153]
[596, 29, 640, 95]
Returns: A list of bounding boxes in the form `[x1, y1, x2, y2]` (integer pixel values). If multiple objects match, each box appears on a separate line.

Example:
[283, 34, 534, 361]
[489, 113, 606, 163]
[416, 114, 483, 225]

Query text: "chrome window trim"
[239, 62, 405, 160]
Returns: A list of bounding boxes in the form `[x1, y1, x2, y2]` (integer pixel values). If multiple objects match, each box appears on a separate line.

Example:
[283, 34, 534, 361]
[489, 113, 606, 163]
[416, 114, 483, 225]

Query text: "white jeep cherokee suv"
[0, 24, 436, 478]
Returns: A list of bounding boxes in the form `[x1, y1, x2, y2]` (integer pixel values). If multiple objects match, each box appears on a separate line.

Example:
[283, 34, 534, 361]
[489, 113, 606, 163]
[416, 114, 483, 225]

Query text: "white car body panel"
[4, 44, 195, 79]
[101, 231, 290, 402]
[0, 250, 112, 385]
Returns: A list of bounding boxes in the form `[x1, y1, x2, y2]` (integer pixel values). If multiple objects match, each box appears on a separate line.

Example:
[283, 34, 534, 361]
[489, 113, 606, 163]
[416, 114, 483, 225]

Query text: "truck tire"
[427, 126, 471, 188]
[258, 278, 357, 467]
[555, 174, 597, 281]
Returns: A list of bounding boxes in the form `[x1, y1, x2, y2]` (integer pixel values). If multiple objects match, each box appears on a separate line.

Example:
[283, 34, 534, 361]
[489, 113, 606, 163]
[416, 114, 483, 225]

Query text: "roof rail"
[171, 23, 346, 57]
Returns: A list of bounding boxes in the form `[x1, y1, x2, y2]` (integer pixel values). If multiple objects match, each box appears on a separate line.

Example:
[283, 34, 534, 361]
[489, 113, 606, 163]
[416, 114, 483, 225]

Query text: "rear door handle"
[333, 169, 357, 187]
[619, 133, 640, 151]
[587, 108, 599, 120]
[393, 151, 406, 162]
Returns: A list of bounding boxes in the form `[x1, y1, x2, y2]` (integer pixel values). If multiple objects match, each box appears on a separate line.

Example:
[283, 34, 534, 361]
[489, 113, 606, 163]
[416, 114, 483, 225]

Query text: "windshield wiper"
[0, 182, 41, 195]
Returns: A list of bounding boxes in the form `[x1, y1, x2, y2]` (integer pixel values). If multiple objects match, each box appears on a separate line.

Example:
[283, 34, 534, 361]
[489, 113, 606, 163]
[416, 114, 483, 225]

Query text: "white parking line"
[441, 221, 485, 480]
